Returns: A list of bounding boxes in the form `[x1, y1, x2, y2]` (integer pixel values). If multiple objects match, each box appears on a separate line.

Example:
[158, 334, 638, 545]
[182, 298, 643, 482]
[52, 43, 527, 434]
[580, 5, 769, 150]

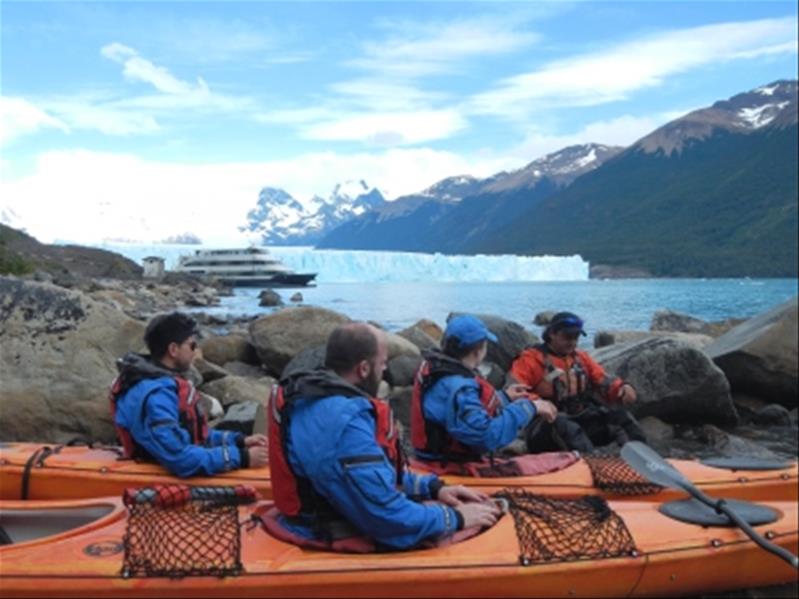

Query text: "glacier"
[92, 242, 589, 283]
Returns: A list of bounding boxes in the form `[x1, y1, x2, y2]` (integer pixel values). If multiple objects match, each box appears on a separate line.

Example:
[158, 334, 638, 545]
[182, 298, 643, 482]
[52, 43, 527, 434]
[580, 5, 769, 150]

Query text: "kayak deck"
[3, 442, 796, 504]
[0, 493, 796, 598]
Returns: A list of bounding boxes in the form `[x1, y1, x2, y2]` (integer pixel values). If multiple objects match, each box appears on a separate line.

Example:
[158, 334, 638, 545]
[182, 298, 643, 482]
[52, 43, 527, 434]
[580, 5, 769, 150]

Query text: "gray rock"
[249, 306, 349, 376]
[650, 309, 745, 338]
[0, 277, 146, 443]
[448, 312, 538, 372]
[592, 337, 738, 426]
[397, 326, 439, 352]
[281, 344, 326, 378]
[791, 408, 798, 426]
[533, 311, 556, 326]
[385, 354, 423, 387]
[199, 375, 274, 408]
[214, 400, 265, 436]
[594, 331, 616, 348]
[705, 296, 798, 408]
[387, 386, 413, 433]
[753, 404, 792, 426]
[290, 292, 303, 303]
[407, 319, 443, 343]
[386, 331, 421, 360]
[698, 424, 780, 460]
[223, 360, 270, 379]
[258, 289, 283, 307]
[192, 355, 228, 383]
[650, 310, 709, 334]
[638, 416, 674, 443]
[594, 330, 714, 350]
[200, 334, 259, 366]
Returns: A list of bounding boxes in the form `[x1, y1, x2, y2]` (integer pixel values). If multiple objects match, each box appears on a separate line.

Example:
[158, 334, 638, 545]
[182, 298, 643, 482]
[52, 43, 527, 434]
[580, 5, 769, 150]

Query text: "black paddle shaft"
[621, 441, 798, 569]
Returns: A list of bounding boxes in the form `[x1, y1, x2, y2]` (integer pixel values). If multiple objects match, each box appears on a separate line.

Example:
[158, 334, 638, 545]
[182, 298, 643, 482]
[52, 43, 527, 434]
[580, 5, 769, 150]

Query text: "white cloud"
[0, 148, 513, 244]
[101, 43, 210, 96]
[471, 17, 798, 118]
[0, 97, 69, 146]
[300, 109, 468, 146]
[351, 15, 539, 78]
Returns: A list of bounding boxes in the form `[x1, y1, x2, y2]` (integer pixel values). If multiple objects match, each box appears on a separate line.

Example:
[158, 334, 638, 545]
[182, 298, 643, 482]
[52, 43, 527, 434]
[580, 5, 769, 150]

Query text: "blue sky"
[1, 1, 797, 243]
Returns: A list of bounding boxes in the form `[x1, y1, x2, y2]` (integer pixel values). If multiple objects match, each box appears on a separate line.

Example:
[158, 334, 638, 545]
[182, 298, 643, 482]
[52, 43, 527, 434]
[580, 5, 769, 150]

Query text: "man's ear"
[166, 341, 180, 359]
[356, 359, 371, 379]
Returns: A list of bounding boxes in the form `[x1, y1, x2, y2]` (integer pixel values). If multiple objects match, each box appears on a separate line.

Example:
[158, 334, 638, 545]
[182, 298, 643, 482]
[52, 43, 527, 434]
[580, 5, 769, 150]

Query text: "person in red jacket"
[509, 312, 646, 453]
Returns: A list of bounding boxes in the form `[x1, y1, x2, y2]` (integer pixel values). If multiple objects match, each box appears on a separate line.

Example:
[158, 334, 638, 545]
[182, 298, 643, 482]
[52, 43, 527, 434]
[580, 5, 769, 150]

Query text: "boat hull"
[0, 495, 796, 598]
[222, 273, 316, 287]
[1, 443, 796, 503]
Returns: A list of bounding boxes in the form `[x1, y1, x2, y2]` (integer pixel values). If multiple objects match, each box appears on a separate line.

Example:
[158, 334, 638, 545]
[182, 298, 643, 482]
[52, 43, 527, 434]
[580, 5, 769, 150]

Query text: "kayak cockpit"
[0, 504, 115, 545]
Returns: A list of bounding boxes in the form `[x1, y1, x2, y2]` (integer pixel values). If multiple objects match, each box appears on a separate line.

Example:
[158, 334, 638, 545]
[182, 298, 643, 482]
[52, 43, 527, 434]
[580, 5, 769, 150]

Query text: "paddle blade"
[621, 441, 692, 491]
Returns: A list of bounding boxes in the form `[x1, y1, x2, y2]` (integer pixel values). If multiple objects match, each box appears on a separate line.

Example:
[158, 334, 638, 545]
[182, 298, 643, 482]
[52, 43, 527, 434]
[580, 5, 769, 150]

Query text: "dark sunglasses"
[186, 340, 198, 351]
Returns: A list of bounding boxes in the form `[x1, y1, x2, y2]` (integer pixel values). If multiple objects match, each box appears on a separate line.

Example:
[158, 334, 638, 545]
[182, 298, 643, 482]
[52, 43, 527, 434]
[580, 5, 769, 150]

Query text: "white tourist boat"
[175, 247, 316, 287]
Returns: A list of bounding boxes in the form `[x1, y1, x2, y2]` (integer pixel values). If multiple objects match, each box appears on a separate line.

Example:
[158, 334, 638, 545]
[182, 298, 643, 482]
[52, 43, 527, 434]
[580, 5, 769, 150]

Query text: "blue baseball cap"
[444, 315, 498, 347]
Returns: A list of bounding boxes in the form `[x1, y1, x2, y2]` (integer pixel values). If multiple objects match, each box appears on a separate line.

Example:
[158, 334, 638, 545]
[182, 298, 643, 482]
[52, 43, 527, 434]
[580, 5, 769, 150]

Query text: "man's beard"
[357, 366, 382, 397]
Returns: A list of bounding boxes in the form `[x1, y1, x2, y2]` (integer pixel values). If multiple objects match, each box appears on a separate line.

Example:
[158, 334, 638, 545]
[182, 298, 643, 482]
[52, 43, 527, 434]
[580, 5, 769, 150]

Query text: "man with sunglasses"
[509, 312, 645, 453]
[110, 311, 268, 477]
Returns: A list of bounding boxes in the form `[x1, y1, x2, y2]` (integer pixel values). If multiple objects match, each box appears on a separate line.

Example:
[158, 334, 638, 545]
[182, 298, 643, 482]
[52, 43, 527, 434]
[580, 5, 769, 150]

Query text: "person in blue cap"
[509, 311, 645, 453]
[410, 314, 558, 465]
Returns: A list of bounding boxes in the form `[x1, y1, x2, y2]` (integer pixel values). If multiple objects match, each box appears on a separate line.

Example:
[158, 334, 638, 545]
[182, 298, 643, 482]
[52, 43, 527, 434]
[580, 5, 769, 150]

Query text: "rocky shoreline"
[1, 272, 796, 462]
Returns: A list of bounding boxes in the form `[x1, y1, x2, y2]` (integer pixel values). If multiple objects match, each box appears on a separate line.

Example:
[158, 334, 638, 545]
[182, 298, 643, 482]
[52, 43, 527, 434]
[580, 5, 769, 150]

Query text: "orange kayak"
[0, 489, 796, 598]
[1, 442, 795, 503]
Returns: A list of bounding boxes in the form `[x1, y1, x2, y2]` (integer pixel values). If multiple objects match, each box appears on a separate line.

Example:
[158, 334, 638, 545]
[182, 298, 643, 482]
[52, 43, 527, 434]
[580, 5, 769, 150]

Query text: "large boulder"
[704, 297, 798, 408]
[397, 325, 439, 352]
[651, 309, 745, 338]
[281, 344, 327, 378]
[200, 334, 259, 367]
[447, 312, 538, 372]
[592, 337, 738, 426]
[594, 330, 714, 350]
[0, 277, 145, 442]
[385, 331, 421, 360]
[385, 354, 423, 387]
[199, 375, 275, 408]
[249, 307, 349, 376]
[408, 319, 443, 343]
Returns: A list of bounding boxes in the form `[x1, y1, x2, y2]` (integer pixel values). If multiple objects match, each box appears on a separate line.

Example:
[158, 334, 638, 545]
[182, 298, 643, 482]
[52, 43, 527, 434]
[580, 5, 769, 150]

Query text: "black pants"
[525, 406, 646, 454]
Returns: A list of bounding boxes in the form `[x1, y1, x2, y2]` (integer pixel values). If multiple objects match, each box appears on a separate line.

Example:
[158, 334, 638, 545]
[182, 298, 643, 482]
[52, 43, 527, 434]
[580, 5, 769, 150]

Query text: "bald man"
[269, 322, 500, 550]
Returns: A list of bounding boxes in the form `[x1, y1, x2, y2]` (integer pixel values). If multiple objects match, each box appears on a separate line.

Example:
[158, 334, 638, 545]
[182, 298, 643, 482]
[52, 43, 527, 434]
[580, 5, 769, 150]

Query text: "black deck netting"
[583, 454, 663, 496]
[121, 485, 258, 578]
[494, 489, 638, 565]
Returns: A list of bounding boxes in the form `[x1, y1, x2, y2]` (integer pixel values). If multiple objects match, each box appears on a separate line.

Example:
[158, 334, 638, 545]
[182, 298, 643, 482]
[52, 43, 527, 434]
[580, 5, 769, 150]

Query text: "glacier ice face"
[93, 243, 589, 283]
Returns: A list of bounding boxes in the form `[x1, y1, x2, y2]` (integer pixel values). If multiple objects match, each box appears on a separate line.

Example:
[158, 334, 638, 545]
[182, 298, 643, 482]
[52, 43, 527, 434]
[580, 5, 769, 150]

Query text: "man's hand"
[532, 399, 558, 423]
[617, 384, 637, 405]
[504, 383, 533, 401]
[437, 484, 489, 507]
[246, 446, 269, 468]
[455, 501, 502, 529]
[244, 434, 267, 447]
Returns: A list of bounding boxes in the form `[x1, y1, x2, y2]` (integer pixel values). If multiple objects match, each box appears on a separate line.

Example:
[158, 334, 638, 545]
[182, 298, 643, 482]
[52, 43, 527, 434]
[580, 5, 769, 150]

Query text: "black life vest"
[410, 350, 501, 461]
[268, 370, 403, 519]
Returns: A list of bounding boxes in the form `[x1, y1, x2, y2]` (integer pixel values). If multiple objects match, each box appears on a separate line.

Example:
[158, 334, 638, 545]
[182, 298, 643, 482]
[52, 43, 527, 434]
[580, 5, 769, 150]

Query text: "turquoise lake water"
[202, 279, 798, 339]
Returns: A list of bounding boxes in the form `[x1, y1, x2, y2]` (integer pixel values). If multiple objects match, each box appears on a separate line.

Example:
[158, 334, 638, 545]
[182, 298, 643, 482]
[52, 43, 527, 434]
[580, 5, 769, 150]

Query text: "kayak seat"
[411, 451, 579, 478]
[257, 505, 485, 553]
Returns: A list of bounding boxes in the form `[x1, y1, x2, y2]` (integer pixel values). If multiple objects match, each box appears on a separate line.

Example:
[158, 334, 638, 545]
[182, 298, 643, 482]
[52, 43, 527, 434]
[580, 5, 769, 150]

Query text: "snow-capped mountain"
[482, 143, 623, 191]
[317, 143, 622, 251]
[240, 180, 386, 245]
[637, 79, 797, 155]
